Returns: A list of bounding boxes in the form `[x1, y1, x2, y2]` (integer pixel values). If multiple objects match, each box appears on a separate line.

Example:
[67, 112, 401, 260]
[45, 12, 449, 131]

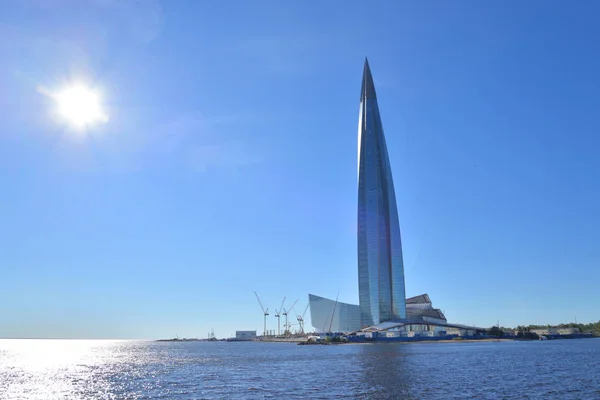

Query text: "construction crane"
[253, 291, 269, 337]
[296, 303, 310, 335]
[328, 291, 340, 333]
[274, 297, 286, 336]
[282, 299, 299, 337]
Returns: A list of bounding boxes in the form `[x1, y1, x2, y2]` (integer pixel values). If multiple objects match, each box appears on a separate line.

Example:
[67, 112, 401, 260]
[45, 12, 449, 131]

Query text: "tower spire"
[361, 57, 377, 100]
[357, 58, 405, 326]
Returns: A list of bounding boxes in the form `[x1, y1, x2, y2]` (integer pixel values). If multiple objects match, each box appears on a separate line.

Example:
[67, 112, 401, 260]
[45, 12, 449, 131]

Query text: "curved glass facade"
[307, 292, 446, 333]
[357, 59, 406, 327]
[308, 294, 361, 333]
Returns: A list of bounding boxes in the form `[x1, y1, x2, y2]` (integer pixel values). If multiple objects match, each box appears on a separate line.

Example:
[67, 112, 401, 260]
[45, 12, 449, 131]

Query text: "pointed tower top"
[361, 57, 377, 100]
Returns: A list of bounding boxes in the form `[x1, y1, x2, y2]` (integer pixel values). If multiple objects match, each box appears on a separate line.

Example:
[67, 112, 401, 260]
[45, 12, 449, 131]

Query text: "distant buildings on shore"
[529, 327, 580, 336]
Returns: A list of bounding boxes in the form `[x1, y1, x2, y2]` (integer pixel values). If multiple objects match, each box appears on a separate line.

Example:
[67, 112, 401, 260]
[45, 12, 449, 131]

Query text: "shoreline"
[155, 336, 598, 344]
[402, 338, 515, 344]
[259, 337, 519, 345]
[295, 338, 517, 346]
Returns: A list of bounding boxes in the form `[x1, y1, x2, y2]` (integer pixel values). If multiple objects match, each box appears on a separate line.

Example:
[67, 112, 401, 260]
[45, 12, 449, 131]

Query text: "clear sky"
[2, 0, 600, 339]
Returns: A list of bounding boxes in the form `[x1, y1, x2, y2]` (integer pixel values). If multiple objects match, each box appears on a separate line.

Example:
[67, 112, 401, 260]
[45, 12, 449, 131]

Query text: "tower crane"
[253, 291, 269, 337]
[296, 303, 310, 335]
[282, 299, 299, 337]
[328, 291, 340, 333]
[274, 297, 286, 336]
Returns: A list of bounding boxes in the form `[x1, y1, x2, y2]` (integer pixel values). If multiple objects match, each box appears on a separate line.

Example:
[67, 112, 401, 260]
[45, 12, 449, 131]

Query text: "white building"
[235, 331, 256, 340]
[530, 328, 558, 336]
[446, 327, 476, 337]
[557, 328, 580, 335]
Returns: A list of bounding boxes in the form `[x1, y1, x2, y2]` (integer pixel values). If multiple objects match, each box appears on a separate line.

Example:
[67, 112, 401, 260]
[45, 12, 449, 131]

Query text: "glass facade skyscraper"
[309, 58, 418, 333]
[357, 59, 406, 327]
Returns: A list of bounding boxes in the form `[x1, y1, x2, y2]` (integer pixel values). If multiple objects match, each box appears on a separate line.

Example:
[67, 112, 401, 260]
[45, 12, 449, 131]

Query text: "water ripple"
[1, 339, 599, 399]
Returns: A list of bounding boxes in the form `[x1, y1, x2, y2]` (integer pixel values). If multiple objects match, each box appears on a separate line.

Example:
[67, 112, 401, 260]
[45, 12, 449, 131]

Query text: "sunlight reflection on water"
[1, 339, 600, 399]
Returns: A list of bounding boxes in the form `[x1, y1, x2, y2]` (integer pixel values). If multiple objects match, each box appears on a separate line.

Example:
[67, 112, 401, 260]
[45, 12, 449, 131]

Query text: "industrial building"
[235, 331, 256, 341]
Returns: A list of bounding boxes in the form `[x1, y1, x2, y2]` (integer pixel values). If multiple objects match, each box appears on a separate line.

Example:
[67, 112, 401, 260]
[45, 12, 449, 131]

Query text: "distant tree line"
[487, 326, 538, 339]
[487, 321, 600, 337]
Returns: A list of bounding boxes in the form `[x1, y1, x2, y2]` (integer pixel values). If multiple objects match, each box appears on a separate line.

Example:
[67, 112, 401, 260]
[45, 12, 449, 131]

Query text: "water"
[1, 339, 599, 399]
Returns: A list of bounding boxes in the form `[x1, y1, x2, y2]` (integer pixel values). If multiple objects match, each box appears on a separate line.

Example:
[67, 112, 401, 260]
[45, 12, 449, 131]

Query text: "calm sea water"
[1, 338, 599, 399]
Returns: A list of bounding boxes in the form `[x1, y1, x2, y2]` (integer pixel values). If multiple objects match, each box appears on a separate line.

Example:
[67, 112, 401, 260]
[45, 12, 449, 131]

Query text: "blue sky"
[1, 0, 600, 339]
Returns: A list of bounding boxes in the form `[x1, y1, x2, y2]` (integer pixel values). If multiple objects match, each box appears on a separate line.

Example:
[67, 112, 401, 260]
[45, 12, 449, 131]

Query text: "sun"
[54, 84, 108, 129]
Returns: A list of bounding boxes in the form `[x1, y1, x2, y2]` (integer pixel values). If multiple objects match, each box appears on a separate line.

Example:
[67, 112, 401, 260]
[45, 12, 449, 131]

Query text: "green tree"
[489, 326, 503, 336]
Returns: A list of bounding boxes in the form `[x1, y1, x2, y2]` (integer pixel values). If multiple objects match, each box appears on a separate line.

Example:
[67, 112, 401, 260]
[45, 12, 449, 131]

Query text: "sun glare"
[54, 84, 108, 129]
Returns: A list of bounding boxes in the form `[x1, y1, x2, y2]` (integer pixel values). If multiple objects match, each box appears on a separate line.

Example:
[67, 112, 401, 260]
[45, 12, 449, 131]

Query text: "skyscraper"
[309, 59, 442, 333]
[357, 58, 406, 326]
